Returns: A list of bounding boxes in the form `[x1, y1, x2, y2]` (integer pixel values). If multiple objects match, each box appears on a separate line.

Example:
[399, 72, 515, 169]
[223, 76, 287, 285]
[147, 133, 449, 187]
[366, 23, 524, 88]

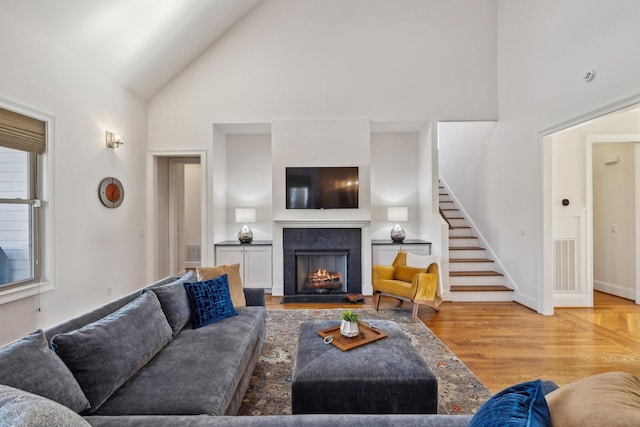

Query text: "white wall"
[551, 110, 640, 209]
[592, 142, 635, 297]
[370, 132, 420, 240]
[148, 0, 498, 141]
[439, 121, 497, 217]
[0, 10, 148, 344]
[226, 133, 272, 241]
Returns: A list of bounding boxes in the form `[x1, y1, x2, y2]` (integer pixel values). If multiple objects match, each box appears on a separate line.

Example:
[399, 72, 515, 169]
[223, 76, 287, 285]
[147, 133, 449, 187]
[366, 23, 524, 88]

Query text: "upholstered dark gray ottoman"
[292, 320, 438, 414]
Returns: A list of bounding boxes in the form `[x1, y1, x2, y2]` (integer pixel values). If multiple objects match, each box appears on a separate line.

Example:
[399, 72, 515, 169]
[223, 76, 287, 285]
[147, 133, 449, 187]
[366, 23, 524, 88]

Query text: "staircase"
[439, 182, 514, 302]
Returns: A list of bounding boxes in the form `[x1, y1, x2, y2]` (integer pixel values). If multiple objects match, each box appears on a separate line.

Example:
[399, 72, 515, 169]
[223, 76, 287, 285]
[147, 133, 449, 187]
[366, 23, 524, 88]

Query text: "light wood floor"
[266, 291, 640, 393]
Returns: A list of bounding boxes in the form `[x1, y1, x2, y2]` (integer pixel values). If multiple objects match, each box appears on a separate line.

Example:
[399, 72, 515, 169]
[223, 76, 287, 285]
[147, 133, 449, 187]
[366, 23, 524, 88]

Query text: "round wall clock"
[99, 177, 124, 208]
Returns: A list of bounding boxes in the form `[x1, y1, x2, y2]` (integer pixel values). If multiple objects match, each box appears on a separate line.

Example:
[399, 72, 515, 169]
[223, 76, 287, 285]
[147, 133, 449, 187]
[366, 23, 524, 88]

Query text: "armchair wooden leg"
[412, 301, 440, 323]
[374, 292, 381, 311]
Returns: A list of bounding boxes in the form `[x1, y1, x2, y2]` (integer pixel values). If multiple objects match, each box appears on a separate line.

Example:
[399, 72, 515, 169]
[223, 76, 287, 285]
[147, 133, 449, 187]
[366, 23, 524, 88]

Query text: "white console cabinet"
[371, 240, 431, 266]
[214, 241, 272, 289]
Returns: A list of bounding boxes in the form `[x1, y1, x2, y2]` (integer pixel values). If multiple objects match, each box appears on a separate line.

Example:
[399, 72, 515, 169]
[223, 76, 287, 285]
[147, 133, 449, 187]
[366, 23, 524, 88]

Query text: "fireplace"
[297, 250, 348, 294]
[283, 228, 361, 302]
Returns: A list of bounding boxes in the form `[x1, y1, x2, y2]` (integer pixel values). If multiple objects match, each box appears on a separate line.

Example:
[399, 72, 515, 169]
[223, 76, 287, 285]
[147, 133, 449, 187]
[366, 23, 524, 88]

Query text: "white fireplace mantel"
[274, 219, 371, 228]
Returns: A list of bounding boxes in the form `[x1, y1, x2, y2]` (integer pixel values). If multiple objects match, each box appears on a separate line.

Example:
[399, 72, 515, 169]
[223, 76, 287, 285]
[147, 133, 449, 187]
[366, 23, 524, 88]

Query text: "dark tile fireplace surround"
[282, 228, 362, 303]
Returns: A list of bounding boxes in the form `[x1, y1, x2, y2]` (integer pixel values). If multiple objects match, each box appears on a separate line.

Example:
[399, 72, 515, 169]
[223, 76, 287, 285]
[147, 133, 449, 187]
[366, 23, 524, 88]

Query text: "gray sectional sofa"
[0, 271, 571, 426]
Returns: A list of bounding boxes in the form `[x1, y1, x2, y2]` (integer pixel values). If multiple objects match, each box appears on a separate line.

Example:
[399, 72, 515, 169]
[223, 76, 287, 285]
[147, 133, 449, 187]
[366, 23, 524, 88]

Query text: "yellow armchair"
[372, 251, 442, 322]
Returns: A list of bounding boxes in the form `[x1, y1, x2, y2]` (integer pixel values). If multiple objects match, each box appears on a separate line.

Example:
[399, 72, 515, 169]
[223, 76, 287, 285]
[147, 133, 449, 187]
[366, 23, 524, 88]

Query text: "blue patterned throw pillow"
[468, 379, 551, 427]
[183, 275, 237, 328]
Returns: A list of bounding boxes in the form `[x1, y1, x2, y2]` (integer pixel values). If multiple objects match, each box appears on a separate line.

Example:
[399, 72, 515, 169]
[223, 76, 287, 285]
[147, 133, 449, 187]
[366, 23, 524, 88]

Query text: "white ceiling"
[0, 0, 263, 99]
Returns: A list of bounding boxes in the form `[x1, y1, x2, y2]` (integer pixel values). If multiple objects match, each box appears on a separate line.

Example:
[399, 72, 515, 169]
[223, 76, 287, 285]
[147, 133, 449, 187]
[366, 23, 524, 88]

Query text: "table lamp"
[387, 206, 408, 243]
[235, 208, 256, 243]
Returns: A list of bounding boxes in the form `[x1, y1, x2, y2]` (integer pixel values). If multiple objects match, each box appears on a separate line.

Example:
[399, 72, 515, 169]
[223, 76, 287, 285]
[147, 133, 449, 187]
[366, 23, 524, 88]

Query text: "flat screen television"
[286, 166, 359, 209]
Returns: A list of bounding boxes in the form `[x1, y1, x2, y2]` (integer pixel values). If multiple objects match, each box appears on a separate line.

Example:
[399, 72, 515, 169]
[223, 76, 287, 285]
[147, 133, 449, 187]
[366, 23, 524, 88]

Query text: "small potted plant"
[340, 309, 360, 337]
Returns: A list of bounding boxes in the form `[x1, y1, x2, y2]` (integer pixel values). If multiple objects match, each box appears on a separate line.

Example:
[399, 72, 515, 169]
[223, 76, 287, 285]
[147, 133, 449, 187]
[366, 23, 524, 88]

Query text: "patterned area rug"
[238, 308, 492, 415]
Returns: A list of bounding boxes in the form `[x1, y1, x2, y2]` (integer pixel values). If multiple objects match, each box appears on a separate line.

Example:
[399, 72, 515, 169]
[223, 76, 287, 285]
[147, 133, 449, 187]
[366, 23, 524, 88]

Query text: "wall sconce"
[235, 208, 256, 243]
[387, 206, 408, 243]
[106, 131, 124, 149]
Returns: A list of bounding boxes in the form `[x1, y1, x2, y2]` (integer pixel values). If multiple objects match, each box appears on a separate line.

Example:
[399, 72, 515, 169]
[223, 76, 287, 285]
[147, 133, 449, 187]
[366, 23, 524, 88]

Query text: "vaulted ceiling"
[0, 0, 263, 99]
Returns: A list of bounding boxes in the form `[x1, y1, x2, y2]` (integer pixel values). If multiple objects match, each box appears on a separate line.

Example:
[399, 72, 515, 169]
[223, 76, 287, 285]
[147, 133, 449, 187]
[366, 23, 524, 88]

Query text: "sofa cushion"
[184, 275, 237, 328]
[91, 306, 266, 416]
[197, 264, 246, 308]
[0, 384, 91, 427]
[0, 329, 90, 413]
[147, 270, 197, 335]
[468, 379, 551, 427]
[393, 265, 426, 283]
[545, 371, 640, 427]
[51, 291, 173, 412]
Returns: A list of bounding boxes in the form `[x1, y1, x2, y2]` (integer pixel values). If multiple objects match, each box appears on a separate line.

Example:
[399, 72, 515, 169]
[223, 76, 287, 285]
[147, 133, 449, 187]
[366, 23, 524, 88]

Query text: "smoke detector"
[583, 68, 596, 82]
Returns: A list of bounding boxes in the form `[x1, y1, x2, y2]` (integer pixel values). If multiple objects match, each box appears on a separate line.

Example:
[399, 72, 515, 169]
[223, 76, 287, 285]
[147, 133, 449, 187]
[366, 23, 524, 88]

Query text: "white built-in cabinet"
[214, 241, 272, 289]
[371, 240, 432, 266]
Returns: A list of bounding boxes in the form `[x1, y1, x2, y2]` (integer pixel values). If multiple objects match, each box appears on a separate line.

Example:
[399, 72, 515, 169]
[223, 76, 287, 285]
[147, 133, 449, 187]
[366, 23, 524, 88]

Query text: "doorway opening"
[590, 138, 640, 302]
[153, 154, 205, 278]
[542, 100, 640, 312]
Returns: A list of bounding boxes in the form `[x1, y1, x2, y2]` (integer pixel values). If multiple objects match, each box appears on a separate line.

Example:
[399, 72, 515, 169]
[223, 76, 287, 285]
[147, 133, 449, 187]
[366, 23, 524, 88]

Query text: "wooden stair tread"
[450, 271, 504, 277]
[450, 285, 512, 292]
[451, 226, 471, 229]
[450, 258, 494, 263]
[449, 235, 477, 239]
[450, 246, 485, 250]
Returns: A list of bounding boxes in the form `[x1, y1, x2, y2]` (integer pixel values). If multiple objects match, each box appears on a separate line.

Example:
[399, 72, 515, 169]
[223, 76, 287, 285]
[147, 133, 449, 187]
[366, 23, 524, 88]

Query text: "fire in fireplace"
[305, 269, 342, 289]
[296, 250, 348, 294]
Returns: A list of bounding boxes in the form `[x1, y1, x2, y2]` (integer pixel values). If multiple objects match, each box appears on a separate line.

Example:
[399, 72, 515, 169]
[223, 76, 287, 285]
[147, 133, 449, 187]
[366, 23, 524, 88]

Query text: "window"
[0, 107, 46, 294]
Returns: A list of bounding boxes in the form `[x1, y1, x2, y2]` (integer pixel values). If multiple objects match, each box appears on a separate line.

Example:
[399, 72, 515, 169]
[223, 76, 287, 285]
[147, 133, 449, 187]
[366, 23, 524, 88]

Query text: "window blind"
[0, 107, 46, 154]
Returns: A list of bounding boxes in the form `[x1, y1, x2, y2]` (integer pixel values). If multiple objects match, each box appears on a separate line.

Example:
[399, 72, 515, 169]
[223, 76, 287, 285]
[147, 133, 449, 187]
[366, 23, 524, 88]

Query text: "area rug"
[238, 308, 492, 416]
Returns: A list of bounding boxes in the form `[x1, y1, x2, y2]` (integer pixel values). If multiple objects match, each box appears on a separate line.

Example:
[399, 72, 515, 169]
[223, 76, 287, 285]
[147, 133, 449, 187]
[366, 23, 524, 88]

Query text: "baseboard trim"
[594, 280, 635, 300]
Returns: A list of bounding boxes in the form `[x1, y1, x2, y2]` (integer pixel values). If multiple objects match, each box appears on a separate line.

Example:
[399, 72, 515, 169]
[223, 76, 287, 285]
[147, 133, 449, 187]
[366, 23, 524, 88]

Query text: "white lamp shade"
[235, 208, 256, 224]
[387, 206, 408, 222]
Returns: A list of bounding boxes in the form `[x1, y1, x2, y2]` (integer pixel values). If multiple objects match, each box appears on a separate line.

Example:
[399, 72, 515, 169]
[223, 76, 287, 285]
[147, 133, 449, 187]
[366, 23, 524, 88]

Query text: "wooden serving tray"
[317, 321, 388, 351]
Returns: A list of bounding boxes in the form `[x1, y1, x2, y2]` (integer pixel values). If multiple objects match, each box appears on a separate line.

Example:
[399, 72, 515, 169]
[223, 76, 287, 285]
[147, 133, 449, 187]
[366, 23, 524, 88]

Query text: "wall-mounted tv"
[286, 166, 359, 209]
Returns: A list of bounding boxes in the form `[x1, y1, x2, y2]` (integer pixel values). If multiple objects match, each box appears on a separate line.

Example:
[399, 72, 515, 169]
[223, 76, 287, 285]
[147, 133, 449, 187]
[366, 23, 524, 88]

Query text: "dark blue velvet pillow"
[183, 275, 237, 328]
[468, 379, 551, 427]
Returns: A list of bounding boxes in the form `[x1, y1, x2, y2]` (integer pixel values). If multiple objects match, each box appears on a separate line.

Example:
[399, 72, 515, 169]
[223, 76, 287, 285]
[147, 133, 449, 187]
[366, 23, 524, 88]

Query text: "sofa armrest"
[243, 288, 266, 307]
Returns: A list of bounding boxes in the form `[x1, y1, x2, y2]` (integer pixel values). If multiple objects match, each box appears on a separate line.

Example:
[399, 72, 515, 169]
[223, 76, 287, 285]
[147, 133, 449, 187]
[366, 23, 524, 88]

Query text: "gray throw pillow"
[147, 269, 196, 335]
[51, 291, 173, 412]
[0, 329, 90, 413]
[0, 384, 91, 427]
